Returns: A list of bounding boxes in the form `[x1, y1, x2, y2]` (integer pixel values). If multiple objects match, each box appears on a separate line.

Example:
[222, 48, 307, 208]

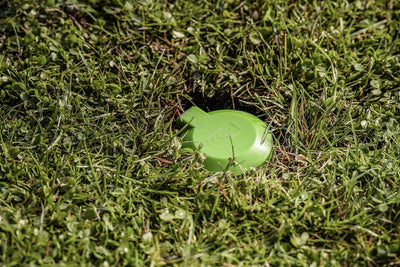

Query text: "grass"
[1, 0, 400, 265]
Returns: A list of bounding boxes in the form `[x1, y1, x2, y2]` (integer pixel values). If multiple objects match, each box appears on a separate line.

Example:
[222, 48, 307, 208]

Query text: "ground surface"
[1, 0, 400, 266]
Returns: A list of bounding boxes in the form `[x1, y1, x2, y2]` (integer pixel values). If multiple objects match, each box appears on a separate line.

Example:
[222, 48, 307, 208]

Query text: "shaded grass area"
[1, 0, 400, 265]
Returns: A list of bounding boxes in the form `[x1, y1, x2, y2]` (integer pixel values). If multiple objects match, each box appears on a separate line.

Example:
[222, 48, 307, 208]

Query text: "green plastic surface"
[179, 106, 273, 173]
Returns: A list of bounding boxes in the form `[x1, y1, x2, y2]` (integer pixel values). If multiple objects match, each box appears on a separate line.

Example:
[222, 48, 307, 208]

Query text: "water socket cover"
[178, 106, 273, 173]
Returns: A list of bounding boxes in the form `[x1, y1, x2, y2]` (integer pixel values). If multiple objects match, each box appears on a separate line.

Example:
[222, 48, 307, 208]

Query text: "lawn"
[1, 0, 400, 266]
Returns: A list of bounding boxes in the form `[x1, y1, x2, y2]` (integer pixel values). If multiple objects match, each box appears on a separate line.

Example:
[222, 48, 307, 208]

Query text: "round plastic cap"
[178, 106, 273, 173]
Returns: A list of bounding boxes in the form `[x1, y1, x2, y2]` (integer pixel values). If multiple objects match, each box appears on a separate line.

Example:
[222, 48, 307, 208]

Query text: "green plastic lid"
[179, 106, 273, 173]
